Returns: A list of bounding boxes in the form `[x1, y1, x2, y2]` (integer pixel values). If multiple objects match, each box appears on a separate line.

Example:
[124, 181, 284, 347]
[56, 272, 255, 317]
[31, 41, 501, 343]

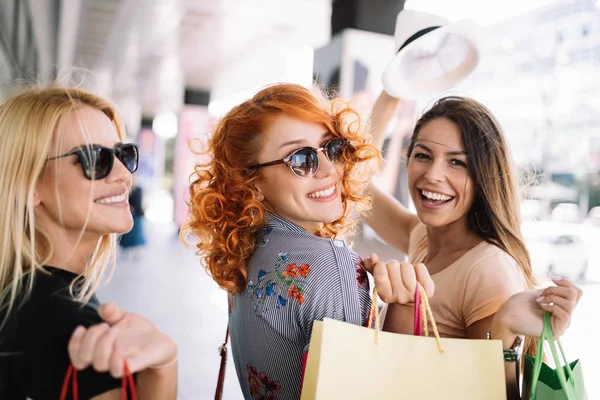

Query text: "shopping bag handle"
[414, 283, 423, 336]
[368, 283, 444, 353]
[367, 288, 382, 344]
[529, 311, 577, 400]
[60, 361, 137, 400]
[215, 325, 229, 400]
[414, 283, 444, 353]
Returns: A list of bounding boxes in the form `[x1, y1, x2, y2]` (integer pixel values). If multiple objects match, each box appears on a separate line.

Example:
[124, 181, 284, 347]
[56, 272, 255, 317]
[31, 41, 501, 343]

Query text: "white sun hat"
[382, 9, 484, 99]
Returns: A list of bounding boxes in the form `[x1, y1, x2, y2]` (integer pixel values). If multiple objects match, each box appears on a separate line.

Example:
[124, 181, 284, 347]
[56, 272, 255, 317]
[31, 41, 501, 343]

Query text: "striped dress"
[229, 214, 372, 400]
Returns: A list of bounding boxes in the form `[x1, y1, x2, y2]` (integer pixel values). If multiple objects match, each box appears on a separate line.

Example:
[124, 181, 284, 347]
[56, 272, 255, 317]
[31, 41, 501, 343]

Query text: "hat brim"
[382, 19, 483, 99]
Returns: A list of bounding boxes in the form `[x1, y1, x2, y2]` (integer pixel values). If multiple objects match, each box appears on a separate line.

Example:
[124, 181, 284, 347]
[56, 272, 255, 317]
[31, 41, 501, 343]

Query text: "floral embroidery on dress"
[246, 364, 281, 399]
[355, 256, 368, 288]
[247, 252, 311, 313]
[257, 227, 273, 247]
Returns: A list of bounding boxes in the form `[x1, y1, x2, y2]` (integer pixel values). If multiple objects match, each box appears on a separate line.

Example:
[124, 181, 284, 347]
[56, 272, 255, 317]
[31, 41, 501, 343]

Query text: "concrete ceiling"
[58, 0, 332, 128]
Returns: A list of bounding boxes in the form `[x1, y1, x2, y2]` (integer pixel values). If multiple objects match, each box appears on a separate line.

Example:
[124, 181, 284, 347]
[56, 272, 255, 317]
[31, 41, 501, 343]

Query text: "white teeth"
[421, 190, 452, 202]
[95, 193, 127, 204]
[307, 185, 335, 198]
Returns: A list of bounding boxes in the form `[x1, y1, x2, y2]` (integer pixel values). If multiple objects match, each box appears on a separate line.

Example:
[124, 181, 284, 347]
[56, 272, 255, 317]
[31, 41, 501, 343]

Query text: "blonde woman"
[0, 86, 177, 399]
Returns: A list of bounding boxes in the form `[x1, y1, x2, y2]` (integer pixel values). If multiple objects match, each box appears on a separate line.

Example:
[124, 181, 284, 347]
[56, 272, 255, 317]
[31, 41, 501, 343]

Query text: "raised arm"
[365, 182, 418, 255]
[365, 91, 418, 254]
[368, 91, 402, 149]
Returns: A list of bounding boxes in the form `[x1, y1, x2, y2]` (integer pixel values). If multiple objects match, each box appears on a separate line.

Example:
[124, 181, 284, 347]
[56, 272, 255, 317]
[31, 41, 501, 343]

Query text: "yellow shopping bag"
[301, 285, 507, 400]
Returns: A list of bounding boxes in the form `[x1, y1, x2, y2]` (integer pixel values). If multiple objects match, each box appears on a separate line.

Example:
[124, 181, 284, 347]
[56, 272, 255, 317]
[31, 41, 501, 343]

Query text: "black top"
[0, 267, 124, 399]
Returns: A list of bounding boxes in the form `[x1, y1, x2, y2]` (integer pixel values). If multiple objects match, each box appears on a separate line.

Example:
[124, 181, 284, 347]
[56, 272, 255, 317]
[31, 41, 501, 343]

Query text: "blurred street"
[98, 220, 599, 400]
[98, 221, 243, 400]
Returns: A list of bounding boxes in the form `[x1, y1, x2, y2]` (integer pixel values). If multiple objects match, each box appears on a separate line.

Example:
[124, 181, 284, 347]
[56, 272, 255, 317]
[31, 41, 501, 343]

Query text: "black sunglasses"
[248, 138, 349, 178]
[46, 143, 139, 180]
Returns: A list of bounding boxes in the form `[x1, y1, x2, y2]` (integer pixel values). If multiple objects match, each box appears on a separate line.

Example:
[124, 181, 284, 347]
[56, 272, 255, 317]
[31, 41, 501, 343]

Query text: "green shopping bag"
[522, 311, 586, 400]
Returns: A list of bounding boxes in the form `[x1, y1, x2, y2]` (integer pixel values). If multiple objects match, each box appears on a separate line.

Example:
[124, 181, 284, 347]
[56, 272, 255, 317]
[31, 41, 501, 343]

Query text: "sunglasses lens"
[326, 139, 347, 164]
[118, 144, 139, 173]
[82, 147, 112, 180]
[289, 147, 318, 177]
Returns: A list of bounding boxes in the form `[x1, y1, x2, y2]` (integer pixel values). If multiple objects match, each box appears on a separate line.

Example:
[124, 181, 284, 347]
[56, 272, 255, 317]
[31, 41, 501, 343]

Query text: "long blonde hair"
[0, 85, 126, 327]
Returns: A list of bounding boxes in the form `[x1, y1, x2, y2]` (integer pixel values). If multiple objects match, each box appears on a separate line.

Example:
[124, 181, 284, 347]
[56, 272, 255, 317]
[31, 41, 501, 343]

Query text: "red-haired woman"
[183, 83, 434, 399]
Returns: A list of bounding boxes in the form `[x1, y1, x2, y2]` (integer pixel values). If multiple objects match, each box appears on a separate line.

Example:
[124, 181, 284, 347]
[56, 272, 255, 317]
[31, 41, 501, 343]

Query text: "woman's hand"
[363, 253, 434, 304]
[493, 278, 583, 339]
[68, 302, 177, 377]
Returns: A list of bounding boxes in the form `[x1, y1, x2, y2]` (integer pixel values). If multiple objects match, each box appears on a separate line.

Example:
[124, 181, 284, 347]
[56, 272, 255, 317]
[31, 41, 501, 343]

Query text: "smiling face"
[35, 106, 134, 242]
[254, 114, 344, 233]
[407, 117, 475, 229]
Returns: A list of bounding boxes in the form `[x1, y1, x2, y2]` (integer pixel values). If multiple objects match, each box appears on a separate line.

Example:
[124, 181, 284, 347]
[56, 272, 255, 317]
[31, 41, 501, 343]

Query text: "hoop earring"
[474, 211, 490, 233]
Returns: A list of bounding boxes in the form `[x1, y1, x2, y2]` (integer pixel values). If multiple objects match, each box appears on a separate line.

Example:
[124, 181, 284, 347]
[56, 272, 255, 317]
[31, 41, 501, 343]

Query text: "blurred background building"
[1, 0, 598, 398]
[6, 0, 598, 226]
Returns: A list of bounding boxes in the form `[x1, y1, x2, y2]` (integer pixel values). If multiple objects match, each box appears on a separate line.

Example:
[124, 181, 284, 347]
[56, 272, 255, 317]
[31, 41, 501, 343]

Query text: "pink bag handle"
[413, 284, 423, 336]
[214, 325, 229, 400]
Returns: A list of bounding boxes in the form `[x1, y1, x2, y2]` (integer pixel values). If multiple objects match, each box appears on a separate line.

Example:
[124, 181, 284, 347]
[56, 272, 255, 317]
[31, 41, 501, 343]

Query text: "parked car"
[586, 206, 600, 227]
[551, 203, 582, 223]
[521, 199, 543, 221]
[522, 221, 589, 281]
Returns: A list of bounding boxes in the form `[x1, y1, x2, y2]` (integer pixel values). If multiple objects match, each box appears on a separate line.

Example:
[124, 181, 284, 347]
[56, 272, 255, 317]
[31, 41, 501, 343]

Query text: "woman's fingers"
[372, 260, 395, 301]
[539, 298, 571, 319]
[386, 261, 408, 303]
[537, 294, 575, 322]
[540, 286, 579, 310]
[374, 260, 414, 304]
[73, 323, 110, 370]
[370, 253, 380, 265]
[539, 303, 571, 337]
[398, 261, 416, 302]
[538, 279, 583, 338]
[367, 258, 433, 304]
[99, 302, 127, 325]
[362, 253, 380, 274]
[92, 328, 118, 372]
[68, 326, 86, 369]
[415, 263, 434, 298]
[108, 341, 125, 378]
[551, 277, 583, 302]
[67, 310, 176, 379]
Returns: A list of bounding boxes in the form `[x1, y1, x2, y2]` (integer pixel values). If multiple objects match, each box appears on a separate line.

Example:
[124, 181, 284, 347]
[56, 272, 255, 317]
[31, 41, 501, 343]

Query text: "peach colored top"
[394, 223, 527, 338]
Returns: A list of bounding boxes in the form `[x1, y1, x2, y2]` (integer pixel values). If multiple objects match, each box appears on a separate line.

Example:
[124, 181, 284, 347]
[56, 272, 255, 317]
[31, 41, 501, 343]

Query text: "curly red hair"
[182, 83, 381, 294]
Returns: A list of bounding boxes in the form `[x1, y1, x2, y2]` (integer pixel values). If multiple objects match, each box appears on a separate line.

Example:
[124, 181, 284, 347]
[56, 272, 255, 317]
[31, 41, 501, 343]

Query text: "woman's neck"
[44, 230, 99, 274]
[425, 217, 482, 259]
